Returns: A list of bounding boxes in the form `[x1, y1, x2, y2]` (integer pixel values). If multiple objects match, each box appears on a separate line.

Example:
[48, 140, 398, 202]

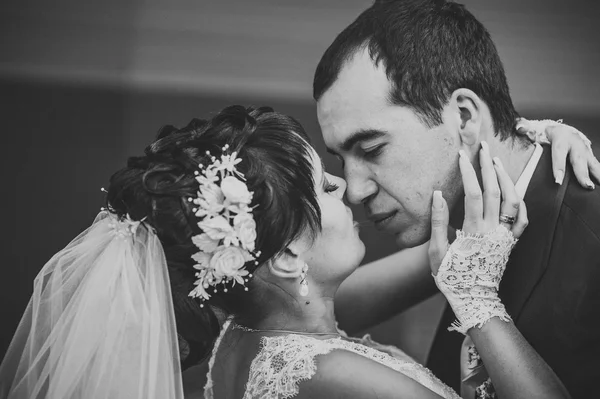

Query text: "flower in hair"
[188, 145, 260, 304]
[195, 183, 225, 218]
[105, 211, 145, 238]
[234, 213, 257, 252]
[221, 176, 252, 204]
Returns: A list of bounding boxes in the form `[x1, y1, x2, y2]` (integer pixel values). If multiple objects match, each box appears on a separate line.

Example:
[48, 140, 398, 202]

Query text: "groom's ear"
[268, 248, 305, 280]
[449, 88, 483, 147]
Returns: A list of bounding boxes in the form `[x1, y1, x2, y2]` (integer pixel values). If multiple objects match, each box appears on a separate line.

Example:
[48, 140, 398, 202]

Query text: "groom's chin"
[393, 225, 431, 249]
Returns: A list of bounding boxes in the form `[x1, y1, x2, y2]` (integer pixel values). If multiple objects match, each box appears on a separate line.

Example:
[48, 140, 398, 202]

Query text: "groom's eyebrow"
[327, 129, 387, 155]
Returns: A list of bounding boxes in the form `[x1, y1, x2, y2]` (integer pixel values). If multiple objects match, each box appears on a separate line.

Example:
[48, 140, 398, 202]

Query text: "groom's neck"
[448, 133, 535, 229]
[487, 134, 536, 184]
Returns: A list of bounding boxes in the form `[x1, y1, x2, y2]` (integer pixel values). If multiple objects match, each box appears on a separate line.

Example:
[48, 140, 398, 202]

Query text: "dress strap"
[243, 335, 340, 399]
[202, 317, 233, 399]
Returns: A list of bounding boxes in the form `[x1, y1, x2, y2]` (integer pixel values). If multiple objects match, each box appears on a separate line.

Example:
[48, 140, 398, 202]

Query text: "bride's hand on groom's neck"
[428, 143, 528, 276]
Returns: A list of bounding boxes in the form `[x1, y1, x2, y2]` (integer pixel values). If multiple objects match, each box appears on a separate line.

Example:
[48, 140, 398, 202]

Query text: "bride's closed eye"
[325, 181, 340, 193]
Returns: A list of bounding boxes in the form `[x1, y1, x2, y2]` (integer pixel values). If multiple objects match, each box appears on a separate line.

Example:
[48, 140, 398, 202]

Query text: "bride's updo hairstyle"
[105, 105, 321, 367]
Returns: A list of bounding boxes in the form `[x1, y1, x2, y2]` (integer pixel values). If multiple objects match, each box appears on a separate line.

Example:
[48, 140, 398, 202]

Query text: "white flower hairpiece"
[98, 199, 147, 238]
[188, 144, 260, 305]
[107, 213, 146, 238]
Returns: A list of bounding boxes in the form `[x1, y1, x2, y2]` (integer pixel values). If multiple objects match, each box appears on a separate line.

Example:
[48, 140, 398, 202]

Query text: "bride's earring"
[299, 263, 309, 297]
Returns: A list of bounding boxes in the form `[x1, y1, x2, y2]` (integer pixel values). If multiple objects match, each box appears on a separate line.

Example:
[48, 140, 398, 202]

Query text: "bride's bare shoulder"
[182, 360, 209, 399]
[295, 349, 445, 399]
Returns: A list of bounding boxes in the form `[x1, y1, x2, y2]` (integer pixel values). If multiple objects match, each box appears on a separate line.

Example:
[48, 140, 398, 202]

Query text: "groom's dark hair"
[313, 0, 519, 140]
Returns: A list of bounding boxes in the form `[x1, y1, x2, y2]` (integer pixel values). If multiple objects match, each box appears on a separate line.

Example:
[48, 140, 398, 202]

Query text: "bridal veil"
[0, 211, 184, 398]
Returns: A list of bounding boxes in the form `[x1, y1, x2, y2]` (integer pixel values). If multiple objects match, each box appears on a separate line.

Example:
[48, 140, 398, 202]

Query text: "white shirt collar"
[514, 143, 543, 199]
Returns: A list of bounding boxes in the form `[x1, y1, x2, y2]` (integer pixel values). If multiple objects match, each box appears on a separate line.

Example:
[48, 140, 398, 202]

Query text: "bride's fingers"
[459, 150, 483, 233]
[590, 155, 600, 185]
[568, 149, 594, 190]
[479, 141, 501, 226]
[493, 157, 521, 230]
[428, 190, 449, 276]
[549, 134, 568, 185]
[510, 200, 528, 239]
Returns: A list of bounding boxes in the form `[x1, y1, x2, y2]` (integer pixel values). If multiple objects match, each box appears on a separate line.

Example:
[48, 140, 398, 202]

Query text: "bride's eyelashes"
[325, 181, 340, 193]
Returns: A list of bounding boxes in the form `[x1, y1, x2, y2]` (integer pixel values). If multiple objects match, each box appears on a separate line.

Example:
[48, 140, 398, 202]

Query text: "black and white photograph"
[1, 0, 599, 398]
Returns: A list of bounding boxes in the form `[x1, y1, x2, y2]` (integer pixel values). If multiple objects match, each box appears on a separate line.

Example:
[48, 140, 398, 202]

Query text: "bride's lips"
[368, 211, 397, 229]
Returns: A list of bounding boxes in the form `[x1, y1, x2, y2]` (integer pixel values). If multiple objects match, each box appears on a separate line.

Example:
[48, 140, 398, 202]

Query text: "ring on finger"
[499, 214, 516, 225]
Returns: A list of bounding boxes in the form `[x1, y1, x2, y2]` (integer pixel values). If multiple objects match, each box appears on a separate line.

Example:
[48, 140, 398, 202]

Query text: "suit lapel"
[500, 147, 569, 321]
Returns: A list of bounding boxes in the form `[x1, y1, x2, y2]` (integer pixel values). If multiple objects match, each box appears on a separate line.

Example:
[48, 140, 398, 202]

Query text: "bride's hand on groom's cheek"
[427, 142, 528, 276]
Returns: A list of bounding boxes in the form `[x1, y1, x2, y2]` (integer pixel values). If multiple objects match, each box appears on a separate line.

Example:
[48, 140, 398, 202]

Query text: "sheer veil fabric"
[0, 212, 184, 399]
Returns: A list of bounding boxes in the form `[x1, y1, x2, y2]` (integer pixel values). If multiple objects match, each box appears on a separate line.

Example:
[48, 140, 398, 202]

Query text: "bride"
[0, 105, 594, 398]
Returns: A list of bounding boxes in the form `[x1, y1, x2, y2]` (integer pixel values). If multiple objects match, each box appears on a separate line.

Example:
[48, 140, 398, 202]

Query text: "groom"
[313, 0, 600, 397]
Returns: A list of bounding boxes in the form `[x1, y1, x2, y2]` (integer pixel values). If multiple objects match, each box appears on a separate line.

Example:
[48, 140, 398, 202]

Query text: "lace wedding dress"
[200, 226, 518, 399]
[202, 318, 461, 399]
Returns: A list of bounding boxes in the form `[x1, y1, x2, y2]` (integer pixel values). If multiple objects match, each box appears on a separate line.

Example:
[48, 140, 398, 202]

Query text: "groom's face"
[317, 49, 461, 248]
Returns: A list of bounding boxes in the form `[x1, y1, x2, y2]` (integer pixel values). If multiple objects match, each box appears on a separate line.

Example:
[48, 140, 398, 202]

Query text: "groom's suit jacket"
[427, 147, 600, 399]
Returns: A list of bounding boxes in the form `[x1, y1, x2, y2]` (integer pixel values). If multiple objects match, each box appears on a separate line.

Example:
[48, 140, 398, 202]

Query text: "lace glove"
[516, 117, 592, 151]
[434, 225, 518, 335]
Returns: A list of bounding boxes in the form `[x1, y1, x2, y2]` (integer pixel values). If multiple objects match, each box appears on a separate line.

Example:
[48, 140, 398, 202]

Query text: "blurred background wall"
[1, 0, 599, 364]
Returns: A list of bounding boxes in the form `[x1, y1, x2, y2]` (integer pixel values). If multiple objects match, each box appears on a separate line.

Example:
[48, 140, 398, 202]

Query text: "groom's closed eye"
[341, 129, 388, 153]
[327, 128, 389, 165]
[360, 144, 386, 160]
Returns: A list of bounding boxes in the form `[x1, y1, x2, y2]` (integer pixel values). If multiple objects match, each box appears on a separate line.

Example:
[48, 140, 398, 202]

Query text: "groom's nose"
[344, 166, 377, 205]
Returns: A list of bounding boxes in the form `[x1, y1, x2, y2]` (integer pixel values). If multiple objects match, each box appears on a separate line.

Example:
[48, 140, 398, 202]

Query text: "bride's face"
[301, 150, 366, 284]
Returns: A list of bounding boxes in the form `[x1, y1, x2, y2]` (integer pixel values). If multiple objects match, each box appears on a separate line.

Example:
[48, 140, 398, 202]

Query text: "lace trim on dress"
[242, 334, 461, 399]
[203, 318, 232, 399]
